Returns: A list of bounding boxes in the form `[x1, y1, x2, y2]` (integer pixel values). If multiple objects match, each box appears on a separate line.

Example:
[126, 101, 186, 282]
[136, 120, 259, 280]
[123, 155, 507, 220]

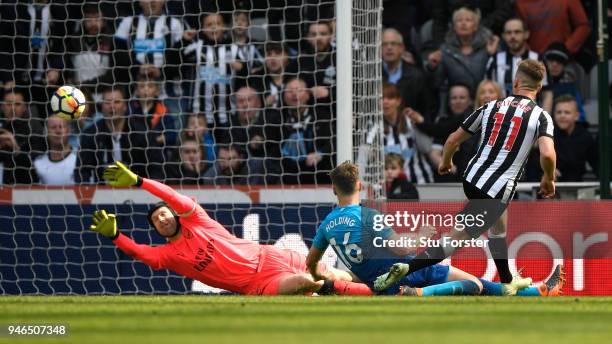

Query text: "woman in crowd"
[428, 7, 499, 96]
[382, 83, 435, 184]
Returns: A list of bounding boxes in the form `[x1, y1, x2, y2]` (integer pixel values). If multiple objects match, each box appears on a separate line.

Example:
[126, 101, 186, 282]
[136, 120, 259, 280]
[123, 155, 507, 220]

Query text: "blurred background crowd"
[0, 0, 608, 198]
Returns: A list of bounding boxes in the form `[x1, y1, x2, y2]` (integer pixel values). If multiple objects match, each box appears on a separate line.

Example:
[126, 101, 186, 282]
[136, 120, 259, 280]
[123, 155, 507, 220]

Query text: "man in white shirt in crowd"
[33, 115, 76, 185]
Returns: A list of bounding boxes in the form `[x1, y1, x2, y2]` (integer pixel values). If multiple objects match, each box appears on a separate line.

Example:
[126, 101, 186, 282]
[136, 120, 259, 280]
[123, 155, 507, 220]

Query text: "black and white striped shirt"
[485, 50, 540, 96]
[235, 41, 264, 74]
[183, 40, 242, 126]
[115, 14, 183, 67]
[462, 95, 554, 198]
[27, 3, 51, 82]
[378, 119, 434, 184]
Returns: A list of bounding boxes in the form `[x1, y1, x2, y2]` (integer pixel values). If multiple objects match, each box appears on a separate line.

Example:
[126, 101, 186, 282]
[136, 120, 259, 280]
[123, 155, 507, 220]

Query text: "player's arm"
[102, 161, 196, 216]
[89, 210, 164, 269]
[305, 246, 329, 281]
[537, 111, 556, 198]
[538, 136, 556, 198]
[439, 127, 473, 175]
[439, 105, 482, 175]
[306, 228, 332, 281]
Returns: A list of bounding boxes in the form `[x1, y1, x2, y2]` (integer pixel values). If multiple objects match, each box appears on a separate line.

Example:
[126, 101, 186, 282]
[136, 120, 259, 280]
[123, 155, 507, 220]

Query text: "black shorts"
[459, 181, 511, 238]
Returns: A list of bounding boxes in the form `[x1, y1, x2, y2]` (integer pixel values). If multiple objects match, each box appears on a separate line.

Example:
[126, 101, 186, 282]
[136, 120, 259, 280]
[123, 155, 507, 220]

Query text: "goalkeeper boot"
[501, 268, 533, 296]
[538, 265, 566, 296]
[373, 263, 410, 292]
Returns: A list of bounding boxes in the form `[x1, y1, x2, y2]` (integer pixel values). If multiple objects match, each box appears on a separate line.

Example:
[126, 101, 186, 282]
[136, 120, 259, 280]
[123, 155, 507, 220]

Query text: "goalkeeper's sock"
[488, 235, 513, 284]
[332, 280, 373, 296]
[316, 279, 372, 296]
[478, 278, 542, 296]
[418, 280, 481, 296]
[317, 279, 336, 295]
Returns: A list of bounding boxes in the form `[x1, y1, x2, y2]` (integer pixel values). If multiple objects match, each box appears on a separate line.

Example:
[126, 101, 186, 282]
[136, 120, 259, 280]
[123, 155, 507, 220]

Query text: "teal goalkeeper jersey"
[312, 204, 394, 282]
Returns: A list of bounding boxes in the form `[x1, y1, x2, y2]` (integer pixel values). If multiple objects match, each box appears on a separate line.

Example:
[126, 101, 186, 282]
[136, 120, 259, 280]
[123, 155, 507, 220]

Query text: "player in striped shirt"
[375, 59, 557, 295]
[89, 161, 372, 296]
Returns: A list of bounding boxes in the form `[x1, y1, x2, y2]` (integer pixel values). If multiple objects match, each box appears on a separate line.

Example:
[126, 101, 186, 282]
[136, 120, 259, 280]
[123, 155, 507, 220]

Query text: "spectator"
[231, 10, 264, 76]
[249, 42, 290, 109]
[0, 90, 46, 156]
[166, 0, 205, 29]
[474, 79, 502, 108]
[382, 0, 429, 47]
[202, 144, 266, 185]
[0, 128, 35, 184]
[287, 21, 336, 107]
[114, 0, 185, 113]
[33, 115, 76, 185]
[407, 83, 475, 181]
[514, 0, 591, 55]
[431, 0, 513, 47]
[65, 3, 130, 94]
[542, 42, 586, 121]
[184, 113, 216, 164]
[76, 88, 163, 183]
[385, 153, 419, 200]
[164, 133, 208, 185]
[466, 79, 504, 174]
[181, 13, 244, 134]
[382, 28, 435, 121]
[266, 0, 334, 54]
[280, 77, 334, 185]
[226, 86, 282, 157]
[129, 76, 177, 153]
[0, 0, 66, 117]
[486, 17, 542, 96]
[67, 88, 100, 150]
[382, 83, 434, 184]
[428, 7, 499, 96]
[553, 95, 597, 181]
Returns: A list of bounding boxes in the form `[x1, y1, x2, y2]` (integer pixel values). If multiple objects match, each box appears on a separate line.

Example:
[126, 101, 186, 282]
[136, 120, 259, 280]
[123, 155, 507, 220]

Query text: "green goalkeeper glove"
[102, 161, 142, 187]
[90, 209, 119, 239]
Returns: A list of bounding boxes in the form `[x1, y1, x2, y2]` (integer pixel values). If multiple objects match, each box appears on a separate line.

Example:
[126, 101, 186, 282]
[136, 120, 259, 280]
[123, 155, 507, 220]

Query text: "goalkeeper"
[90, 161, 372, 296]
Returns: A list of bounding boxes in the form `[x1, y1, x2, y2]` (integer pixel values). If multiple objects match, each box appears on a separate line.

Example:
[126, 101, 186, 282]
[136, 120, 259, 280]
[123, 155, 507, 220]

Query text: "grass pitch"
[1, 296, 611, 344]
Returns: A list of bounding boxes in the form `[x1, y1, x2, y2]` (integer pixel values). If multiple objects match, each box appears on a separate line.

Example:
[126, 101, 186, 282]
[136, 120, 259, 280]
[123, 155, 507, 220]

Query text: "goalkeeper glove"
[90, 209, 119, 239]
[102, 161, 142, 187]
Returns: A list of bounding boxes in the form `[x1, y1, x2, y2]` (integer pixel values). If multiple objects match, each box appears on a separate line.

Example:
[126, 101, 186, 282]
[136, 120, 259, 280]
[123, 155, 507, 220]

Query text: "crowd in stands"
[0, 0, 606, 194]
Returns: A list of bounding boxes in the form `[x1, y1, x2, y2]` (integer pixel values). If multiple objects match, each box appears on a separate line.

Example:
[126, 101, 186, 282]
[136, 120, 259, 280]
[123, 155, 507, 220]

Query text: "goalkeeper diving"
[91, 161, 562, 296]
[90, 161, 373, 296]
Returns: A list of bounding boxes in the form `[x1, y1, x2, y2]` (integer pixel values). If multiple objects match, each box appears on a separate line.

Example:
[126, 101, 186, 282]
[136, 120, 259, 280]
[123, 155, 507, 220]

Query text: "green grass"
[1, 296, 611, 344]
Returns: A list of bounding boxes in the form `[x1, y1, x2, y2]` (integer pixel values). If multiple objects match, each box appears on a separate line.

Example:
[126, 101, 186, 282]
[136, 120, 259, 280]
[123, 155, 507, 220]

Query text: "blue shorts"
[363, 257, 450, 295]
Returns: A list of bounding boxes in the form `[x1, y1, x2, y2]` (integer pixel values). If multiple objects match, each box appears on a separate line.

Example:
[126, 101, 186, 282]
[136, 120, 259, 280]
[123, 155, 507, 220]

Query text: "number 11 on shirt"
[487, 112, 523, 151]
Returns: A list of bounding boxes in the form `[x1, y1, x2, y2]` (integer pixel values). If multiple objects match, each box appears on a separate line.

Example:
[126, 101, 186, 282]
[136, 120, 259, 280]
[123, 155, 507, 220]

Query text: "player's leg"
[409, 198, 507, 271]
[374, 197, 507, 292]
[312, 261, 372, 296]
[276, 273, 323, 295]
[263, 248, 372, 296]
[275, 273, 373, 296]
[397, 266, 483, 296]
[479, 265, 566, 296]
[488, 210, 513, 284]
[446, 266, 484, 291]
[324, 266, 355, 282]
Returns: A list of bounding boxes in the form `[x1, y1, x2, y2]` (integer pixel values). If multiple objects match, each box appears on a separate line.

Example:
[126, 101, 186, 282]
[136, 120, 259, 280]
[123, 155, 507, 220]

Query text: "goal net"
[0, 0, 384, 294]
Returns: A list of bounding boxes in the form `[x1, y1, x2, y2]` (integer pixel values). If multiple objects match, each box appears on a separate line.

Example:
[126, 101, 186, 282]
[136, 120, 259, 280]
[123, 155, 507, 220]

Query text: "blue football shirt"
[313, 204, 395, 282]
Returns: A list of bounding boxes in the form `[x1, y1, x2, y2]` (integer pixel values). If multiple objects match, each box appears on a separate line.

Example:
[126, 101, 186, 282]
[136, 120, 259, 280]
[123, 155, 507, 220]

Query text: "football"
[50, 85, 86, 120]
